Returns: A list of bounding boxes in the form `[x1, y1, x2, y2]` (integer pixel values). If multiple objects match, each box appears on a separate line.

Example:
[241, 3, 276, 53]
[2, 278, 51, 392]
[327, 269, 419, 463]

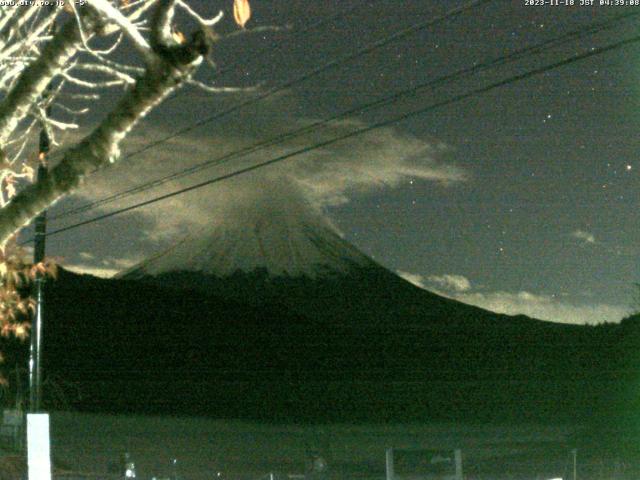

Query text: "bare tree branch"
[0, 0, 211, 245]
[0, 0, 257, 345]
[86, 0, 153, 62]
[0, 13, 98, 147]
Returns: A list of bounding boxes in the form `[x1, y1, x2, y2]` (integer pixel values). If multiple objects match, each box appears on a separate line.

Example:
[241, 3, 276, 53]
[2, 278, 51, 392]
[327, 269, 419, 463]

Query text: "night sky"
[31, 0, 640, 324]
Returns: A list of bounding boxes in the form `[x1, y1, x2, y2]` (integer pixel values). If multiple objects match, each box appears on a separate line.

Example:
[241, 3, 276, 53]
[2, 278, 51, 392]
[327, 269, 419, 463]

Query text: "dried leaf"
[233, 0, 251, 28]
[29, 263, 46, 279]
[36, 262, 47, 275]
[16, 302, 27, 315]
[172, 29, 186, 44]
[4, 175, 15, 199]
[14, 323, 27, 340]
[22, 164, 35, 182]
[45, 261, 58, 279]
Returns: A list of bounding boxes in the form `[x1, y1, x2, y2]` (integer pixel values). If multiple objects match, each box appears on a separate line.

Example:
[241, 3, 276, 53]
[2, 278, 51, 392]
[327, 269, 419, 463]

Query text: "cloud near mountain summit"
[72, 97, 466, 244]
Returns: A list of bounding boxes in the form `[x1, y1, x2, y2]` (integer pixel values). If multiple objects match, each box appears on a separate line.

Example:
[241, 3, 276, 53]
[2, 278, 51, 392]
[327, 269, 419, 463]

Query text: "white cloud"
[427, 274, 471, 292]
[53, 94, 467, 277]
[397, 270, 628, 324]
[67, 94, 467, 249]
[572, 230, 596, 244]
[62, 110, 468, 273]
[65, 264, 120, 278]
[397, 270, 426, 288]
[455, 290, 627, 325]
[64, 256, 139, 279]
[283, 119, 465, 207]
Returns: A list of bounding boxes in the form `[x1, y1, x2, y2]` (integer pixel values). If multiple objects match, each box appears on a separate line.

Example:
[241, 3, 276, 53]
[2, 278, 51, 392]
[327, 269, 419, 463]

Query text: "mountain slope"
[119, 201, 552, 332]
[33, 196, 639, 422]
[35, 268, 630, 423]
[122, 192, 375, 279]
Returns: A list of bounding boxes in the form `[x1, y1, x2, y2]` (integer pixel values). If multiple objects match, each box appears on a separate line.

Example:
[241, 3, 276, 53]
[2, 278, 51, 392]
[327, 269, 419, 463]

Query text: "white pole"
[572, 448, 577, 480]
[385, 448, 394, 480]
[454, 449, 463, 480]
[27, 413, 52, 480]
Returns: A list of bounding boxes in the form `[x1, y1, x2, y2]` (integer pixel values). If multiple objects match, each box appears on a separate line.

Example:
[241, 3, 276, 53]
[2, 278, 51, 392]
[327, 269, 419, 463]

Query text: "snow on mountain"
[121, 184, 376, 280]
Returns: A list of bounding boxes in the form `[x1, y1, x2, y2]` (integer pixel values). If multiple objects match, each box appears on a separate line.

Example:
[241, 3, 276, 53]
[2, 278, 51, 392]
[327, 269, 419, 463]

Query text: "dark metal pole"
[28, 139, 49, 413]
[28, 4, 56, 415]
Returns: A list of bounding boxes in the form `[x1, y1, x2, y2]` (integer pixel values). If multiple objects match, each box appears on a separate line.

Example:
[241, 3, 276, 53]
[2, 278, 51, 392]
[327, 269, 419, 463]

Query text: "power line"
[210, 0, 375, 79]
[162, 0, 376, 101]
[44, 0, 378, 167]
[62, 0, 493, 172]
[50, 10, 640, 220]
[27, 32, 640, 243]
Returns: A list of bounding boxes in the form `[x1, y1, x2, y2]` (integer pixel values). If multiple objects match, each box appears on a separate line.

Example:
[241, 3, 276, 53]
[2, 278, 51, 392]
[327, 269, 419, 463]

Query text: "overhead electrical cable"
[49, 0, 493, 170]
[23, 32, 640, 243]
[44, 0, 379, 167]
[163, 0, 377, 101]
[50, 10, 640, 220]
[209, 0, 375, 78]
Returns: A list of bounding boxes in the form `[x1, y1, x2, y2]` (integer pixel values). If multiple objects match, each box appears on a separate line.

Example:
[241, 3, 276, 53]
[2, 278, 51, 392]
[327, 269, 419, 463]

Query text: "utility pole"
[28, 4, 55, 414]
[28, 126, 49, 413]
[26, 10, 55, 480]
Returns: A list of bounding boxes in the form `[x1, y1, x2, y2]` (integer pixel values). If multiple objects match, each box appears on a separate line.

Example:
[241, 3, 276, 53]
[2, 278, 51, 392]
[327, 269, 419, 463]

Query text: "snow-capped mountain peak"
[121, 190, 375, 279]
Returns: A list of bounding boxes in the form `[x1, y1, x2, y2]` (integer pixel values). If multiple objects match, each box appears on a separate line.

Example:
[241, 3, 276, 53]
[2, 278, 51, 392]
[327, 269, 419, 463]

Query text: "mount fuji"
[117, 190, 516, 329]
[120, 192, 376, 281]
[32, 191, 639, 422]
